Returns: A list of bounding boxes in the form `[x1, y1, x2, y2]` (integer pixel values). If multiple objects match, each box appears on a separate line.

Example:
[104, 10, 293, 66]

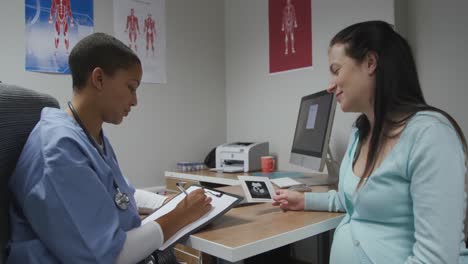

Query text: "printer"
[216, 142, 269, 173]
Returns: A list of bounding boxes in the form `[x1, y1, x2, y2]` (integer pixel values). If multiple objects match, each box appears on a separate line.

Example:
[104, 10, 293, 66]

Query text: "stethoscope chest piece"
[114, 188, 130, 211]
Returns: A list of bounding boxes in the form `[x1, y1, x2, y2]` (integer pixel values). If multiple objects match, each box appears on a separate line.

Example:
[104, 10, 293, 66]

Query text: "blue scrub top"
[7, 107, 141, 263]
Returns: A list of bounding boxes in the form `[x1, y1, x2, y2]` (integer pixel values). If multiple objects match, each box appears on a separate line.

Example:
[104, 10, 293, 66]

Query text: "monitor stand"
[325, 147, 339, 183]
[296, 147, 339, 186]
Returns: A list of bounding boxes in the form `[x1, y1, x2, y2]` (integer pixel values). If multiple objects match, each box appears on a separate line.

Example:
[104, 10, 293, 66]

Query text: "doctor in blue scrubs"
[7, 33, 212, 264]
[273, 21, 468, 263]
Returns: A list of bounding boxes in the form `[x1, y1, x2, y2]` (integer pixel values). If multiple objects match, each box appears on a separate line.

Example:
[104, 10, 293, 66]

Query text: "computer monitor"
[290, 90, 339, 183]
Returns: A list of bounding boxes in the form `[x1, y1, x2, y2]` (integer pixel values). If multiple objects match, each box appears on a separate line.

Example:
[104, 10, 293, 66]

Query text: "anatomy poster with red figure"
[269, 0, 312, 74]
[114, 0, 166, 84]
[25, 0, 94, 73]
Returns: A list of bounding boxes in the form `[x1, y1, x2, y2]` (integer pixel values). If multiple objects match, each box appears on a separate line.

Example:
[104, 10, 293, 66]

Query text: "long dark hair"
[330, 21, 467, 188]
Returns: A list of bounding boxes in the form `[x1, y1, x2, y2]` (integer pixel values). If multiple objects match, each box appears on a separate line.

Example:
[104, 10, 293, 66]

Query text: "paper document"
[142, 185, 242, 250]
[134, 189, 167, 210]
[270, 177, 302, 188]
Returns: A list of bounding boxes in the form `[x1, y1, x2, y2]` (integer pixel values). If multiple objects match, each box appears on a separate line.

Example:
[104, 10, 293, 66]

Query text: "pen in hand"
[176, 182, 222, 199]
[176, 181, 188, 195]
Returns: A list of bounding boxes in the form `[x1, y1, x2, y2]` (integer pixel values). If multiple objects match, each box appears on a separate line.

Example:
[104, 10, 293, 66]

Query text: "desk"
[186, 185, 343, 262]
[165, 170, 244, 189]
[165, 170, 344, 262]
[165, 169, 333, 193]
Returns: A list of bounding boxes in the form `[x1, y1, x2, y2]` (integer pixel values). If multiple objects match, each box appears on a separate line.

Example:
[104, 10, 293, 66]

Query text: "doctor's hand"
[272, 189, 305, 211]
[175, 189, 213, 224]
[155, 189, 212, 242]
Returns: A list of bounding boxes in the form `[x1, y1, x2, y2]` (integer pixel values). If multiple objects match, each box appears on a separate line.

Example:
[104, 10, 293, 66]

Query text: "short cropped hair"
[68, 32, 141, 90]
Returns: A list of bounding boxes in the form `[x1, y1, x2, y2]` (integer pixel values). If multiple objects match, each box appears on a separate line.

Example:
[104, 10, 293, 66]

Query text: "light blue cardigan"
[305, 112, 468, 263]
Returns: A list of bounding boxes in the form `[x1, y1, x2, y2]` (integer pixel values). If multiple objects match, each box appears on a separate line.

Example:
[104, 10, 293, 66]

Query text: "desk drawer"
[174, 244, 215, 264]
[174, 244, 200, 264]
[166, 177, 200, 192]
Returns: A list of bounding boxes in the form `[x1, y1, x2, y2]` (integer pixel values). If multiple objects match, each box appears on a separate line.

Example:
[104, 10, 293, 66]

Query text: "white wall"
[2, 0, 465, 190]
[406, 0, 468, 138]
[394, 0, 408, 38]
[225, 0, 394, 172]
[0, 0, 226, 188]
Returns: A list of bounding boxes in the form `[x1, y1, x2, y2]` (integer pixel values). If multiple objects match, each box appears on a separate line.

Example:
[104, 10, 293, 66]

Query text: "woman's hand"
[272, 189, 305, 211]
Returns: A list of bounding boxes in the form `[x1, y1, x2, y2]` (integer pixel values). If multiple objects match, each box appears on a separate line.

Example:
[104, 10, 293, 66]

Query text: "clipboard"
[141, 185, 243, 251]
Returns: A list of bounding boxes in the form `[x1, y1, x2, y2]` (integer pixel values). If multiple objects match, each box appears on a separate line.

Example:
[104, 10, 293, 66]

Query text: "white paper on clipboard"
[142, 185, 241, 250]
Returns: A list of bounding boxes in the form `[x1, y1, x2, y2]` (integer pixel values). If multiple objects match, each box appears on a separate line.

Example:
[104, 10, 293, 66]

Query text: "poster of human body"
[114, 0, 166, 84]
[25, 0, 94, 74]
[269, 0, 312, 74]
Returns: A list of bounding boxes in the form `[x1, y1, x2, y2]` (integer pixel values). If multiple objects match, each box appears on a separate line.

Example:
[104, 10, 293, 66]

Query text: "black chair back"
[0, 83, 59, 263]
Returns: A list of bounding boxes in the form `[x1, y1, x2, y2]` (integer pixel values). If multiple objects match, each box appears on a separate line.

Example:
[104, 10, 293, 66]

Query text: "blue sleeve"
[304, 190, 346, 212]
[303, 128, 357, 213]
[22, 141, 127, 262]
[405, 123, 466, 263]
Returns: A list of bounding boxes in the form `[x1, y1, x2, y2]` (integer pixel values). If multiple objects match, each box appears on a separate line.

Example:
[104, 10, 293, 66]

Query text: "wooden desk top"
[165, 169, 246, 185]
[184, 185, 344, 262]
[165, 169, 335, 187]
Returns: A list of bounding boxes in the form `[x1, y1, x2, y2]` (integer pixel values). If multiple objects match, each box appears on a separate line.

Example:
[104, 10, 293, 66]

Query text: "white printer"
[215, 142, 269, 173]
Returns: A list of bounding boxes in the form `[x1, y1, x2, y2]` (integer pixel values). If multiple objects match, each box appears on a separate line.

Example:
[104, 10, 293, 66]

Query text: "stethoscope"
[68, 101, 130, 211]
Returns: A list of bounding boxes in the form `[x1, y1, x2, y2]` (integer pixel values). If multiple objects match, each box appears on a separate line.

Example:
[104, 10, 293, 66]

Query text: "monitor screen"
[290, 90, 336, 172]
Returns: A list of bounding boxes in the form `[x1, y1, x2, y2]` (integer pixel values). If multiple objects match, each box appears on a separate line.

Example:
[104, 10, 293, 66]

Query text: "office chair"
[0, 83, 59, 263]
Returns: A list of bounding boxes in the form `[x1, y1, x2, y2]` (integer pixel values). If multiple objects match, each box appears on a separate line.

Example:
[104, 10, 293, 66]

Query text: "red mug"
[261, 156, 276, 173]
